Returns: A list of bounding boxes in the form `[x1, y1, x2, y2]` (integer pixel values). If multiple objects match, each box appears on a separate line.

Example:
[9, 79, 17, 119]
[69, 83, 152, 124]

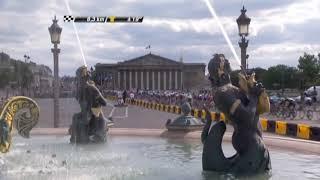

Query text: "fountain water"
[64, 0, 87, 67]
[203, 0, 241, 67]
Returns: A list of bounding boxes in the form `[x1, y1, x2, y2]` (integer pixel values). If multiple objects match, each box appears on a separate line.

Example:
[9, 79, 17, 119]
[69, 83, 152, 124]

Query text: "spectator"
[130, 91, 135, 103]
[300, 91, 305, 104]
[312, 86, 317, 102]
[117, 91, 124, 105]
[122, 90, 127, 104]
[104, 89, 215, 110]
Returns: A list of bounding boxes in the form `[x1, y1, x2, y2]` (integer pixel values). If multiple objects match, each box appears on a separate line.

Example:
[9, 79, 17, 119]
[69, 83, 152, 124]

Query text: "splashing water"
[203, 0, 241, 66]
[64, 0, 87, 67]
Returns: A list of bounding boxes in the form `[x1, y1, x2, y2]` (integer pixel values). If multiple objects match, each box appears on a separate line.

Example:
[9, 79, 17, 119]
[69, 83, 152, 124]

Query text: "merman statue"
[69, 66, 112, 144]
[201, 54, 271, 174]
[0, 96, 39, 153]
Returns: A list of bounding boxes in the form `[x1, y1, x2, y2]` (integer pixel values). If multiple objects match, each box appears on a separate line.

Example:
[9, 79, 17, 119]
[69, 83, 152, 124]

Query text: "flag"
[146, 45, 151, 49]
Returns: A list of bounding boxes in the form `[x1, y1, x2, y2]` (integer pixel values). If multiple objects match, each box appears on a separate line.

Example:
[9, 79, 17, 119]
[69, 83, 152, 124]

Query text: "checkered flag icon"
[63, 15, 74, 22]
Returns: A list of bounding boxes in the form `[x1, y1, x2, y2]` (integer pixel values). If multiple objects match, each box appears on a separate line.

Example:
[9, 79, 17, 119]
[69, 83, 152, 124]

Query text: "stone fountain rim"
[13, 128, 320, 155]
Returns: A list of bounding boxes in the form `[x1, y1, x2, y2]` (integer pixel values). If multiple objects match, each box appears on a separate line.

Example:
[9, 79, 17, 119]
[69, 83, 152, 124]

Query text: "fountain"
[2, 52, 320, 179]
[166, 101, 204, 131]
[1, 62, 320, 179]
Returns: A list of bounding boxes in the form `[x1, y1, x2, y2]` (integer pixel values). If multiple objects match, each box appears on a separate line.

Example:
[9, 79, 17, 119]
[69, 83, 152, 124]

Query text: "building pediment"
[118, 53, 181, 66]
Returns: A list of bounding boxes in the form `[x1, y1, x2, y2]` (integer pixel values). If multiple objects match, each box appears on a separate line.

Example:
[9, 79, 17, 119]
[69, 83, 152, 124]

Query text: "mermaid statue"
[69, 66, 112, 144]
[0, 96, 39, 153]
[202, 54, 271, 174]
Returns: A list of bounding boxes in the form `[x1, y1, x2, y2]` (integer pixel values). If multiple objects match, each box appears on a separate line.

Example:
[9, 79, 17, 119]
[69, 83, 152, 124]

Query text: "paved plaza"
[35, 98, 178, 129]
[34, 98, 320, 129]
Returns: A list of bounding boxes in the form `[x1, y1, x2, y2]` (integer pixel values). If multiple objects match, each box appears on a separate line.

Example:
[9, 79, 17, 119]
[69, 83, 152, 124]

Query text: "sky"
[0, 0, 319, 76]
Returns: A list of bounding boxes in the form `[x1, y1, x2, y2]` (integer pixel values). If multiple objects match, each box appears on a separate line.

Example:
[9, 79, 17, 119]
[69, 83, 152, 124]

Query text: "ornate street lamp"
[49, 16, 62, 44]
[236, 6, 251, 70]
[48, 15, 62, 128]
[23, 54, 30, 63]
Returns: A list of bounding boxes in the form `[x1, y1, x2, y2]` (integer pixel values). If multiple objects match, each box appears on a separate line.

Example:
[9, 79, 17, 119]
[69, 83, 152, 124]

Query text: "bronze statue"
[201, 54, 271, 174]
[0, 96, 39, 153]
[69, 66, 112, 144]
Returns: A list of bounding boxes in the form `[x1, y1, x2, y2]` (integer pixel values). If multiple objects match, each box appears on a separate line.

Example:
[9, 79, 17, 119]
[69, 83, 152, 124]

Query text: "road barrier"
[107, 97, 320, 141]
[276, 121, 287, 135]
[286, 123, 298, 137]
[297, 124, 310, 139]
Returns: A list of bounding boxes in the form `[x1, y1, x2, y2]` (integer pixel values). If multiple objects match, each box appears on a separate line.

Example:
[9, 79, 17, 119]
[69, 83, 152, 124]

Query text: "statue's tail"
[202, 118, 237, 171]
[0, 96, 40, 153]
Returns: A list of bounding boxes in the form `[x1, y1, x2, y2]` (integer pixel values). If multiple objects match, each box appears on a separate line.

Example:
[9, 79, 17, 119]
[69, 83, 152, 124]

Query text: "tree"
[297, 52, 320, 87]
[263, 65, 299, 90]
[0, 69, 11, 88]
[20, 63, 33, 90]
[13, 61, 33, 94]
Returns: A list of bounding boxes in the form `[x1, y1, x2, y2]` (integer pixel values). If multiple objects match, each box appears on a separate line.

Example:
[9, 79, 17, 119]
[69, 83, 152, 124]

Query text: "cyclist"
[311, 86, 318, 103]
[279, 98, 296, 119]
[285, 98, 296, 108]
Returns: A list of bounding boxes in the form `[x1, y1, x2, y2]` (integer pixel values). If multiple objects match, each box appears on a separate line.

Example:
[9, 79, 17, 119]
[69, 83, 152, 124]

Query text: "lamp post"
[23, 54, 30, 63]
[48, 15, 62, 128]
[236, 6, 251, 71]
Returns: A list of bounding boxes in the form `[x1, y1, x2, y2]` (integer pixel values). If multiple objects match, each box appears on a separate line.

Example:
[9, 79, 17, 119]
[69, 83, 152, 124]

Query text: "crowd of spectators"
[103, 89, 215, 110]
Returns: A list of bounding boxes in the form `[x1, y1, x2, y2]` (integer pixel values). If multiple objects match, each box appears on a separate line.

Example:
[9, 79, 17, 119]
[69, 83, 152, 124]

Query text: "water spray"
[203, 0, 241, 67]
[64, 0, 87, 67]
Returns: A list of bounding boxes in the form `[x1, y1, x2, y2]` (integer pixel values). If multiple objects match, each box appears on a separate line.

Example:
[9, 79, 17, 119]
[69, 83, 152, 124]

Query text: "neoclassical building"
[95, 53, 206, 91]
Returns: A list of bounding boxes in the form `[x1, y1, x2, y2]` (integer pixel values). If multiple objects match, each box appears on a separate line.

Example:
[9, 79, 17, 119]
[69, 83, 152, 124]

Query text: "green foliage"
[239, 52, 320, 90]
[19, 63, 33, 89]
[0, 67, 16, 88]
[262, 65, 299, 90]
[8, 61, 34, 90]
[0, 69, 11, 88]
[297, 52, 320, 87]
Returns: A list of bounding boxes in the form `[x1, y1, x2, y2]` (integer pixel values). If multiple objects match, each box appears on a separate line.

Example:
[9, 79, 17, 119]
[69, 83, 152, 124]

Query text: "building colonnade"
[116, 69, 183, 90]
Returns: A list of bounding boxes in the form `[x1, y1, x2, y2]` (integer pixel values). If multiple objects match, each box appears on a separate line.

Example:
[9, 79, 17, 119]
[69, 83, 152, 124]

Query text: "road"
[33, 98, 320, 128]
[34, 98, 178, 129]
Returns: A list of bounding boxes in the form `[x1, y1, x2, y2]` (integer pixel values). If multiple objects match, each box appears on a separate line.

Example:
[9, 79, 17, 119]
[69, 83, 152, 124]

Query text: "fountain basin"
[2, 128, 320, 180]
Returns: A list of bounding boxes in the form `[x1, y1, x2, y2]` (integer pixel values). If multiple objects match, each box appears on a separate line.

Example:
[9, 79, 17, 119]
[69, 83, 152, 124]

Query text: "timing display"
[63, 15, 144, 23]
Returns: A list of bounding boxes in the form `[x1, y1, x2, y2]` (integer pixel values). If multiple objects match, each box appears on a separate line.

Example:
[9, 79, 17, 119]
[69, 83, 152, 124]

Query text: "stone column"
[118, 71, 120, 89]
[124, 70, 127, 90]
[152, 71, 155, 90]
[175, 70, 178, 90]
[135, 70, 138, 89]
[141, 70, 144, 90]
[158, 71, 161, 90]
[112, 71, 116, 90]
[180, 70, 183, 90]
[169, 70, 172, 90]
[146, 70, 149, 90]
[164, 70, 167, 90]
[129, 70, 132, 90]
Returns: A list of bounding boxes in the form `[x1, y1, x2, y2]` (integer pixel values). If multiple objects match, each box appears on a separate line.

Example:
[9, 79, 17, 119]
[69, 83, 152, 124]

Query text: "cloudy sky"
[0, 0, 320, 75]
